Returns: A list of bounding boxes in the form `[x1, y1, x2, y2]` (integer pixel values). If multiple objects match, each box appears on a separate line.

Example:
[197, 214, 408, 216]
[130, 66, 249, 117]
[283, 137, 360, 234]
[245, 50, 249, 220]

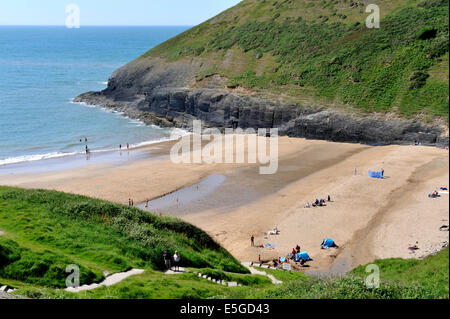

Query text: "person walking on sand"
[127, 143, 129, 150]
[251, 235, 255, 247]
[128, 198, 132, 206]
[173, 251, 181, 272]
[119, 144, 122, 150]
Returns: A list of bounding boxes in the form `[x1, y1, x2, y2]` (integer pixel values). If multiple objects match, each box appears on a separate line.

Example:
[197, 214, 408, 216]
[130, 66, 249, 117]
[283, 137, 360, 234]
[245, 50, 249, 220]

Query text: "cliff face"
[77, 86, 448, 146]
[76, 0, 449, 146]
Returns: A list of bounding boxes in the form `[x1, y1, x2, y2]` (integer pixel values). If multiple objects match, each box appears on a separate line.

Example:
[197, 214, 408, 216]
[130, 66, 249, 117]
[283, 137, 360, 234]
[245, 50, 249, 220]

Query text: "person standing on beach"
[127, 143, 129, 150]
[119, 144, 122, 150]
[251, 235, 255, 247]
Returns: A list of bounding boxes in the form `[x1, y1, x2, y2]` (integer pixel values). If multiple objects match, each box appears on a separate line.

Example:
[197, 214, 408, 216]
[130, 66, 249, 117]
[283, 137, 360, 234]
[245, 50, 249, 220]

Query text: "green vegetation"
[0, 186, 247, 290]
[352, 246, 449, 298]
[0, 187, 448, 299]
[144, 0, 449, 120]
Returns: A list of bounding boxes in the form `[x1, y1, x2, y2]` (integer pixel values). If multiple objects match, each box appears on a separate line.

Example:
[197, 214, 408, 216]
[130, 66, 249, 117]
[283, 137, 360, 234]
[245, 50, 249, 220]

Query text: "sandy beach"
[1, 136, 448, 272]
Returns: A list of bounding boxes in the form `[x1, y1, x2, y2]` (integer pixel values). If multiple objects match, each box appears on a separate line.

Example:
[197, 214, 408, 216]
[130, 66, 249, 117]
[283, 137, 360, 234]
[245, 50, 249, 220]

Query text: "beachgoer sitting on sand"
[296, 245, 301, 253]
[305, 203, 311, 208]
[430, 191, 440, 198]
[268, 227, 279, 235]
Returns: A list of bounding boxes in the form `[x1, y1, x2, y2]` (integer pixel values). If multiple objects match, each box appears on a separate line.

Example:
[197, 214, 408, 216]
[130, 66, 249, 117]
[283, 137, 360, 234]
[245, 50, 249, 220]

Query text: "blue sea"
[0, 26, 190, 166]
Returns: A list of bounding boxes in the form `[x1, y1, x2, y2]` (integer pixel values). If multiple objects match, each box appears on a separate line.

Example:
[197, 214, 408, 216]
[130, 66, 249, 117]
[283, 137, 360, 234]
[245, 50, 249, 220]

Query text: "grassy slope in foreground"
[1, 187, 448, 299]
[0, 186, 247, 293]
[144, 0, 449, 121]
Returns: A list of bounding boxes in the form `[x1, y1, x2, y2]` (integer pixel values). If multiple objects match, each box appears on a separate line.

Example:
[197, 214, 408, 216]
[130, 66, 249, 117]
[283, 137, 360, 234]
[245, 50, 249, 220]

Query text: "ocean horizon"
[0, 26, 190, 166]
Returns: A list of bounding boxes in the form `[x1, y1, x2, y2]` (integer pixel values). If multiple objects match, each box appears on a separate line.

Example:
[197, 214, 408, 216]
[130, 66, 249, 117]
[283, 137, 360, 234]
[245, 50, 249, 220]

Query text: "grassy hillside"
[1, 187, 447, 299]
[0, 186, 247, 291]
[144, 0, 449, 120]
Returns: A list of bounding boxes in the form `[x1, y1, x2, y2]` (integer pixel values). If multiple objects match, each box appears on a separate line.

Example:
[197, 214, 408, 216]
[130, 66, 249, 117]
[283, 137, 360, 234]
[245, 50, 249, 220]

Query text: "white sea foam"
[0, 151, 81, 166]
[0, 129, 189, 167]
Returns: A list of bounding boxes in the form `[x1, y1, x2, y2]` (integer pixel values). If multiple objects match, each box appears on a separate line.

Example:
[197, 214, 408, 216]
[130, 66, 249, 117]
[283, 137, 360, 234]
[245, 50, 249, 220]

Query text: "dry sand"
[1, 136, 448, 272]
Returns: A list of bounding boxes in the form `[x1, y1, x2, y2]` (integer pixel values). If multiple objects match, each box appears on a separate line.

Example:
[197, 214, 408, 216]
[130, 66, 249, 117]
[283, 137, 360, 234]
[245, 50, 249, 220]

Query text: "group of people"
[119, 143, 130, 151]
[128, 198, 135, 206]
[283, 245, 311, 266]
[305, 195, 331, 208]
[163, 249, 181, 271]
[80, 137, 90, 155]
[430, 190, 440, 198]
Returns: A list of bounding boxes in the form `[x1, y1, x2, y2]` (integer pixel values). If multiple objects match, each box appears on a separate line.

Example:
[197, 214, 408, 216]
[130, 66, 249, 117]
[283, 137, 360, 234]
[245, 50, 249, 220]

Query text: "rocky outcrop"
[75, 55, 448, 147]
[76, 88, 448, 147]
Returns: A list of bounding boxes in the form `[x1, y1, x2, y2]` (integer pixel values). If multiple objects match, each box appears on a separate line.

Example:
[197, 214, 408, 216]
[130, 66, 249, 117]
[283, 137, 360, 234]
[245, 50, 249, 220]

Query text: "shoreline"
[1, 135, 448, 273]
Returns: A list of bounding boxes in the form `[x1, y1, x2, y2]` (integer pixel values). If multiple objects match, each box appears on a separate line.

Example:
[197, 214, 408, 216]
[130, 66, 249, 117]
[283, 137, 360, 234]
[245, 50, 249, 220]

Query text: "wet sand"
[1, 136, 448, 272]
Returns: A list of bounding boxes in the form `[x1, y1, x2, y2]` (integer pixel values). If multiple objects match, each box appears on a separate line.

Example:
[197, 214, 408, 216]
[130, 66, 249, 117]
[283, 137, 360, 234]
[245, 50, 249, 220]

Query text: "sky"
[0, 0, 242, 26]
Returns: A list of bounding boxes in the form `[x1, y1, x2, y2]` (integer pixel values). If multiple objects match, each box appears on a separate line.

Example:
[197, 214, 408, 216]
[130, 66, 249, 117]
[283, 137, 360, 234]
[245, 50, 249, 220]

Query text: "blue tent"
[299, 251, 311, 261]
[369, 170, 384, 179]
[321, 238, 335, 249]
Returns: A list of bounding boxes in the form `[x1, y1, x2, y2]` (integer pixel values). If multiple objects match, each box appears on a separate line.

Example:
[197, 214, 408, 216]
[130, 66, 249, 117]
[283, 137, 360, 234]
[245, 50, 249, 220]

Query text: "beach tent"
[299, 252, 311, 261]
[369, 170, 384, 179]
[321, 238, 335, 249]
